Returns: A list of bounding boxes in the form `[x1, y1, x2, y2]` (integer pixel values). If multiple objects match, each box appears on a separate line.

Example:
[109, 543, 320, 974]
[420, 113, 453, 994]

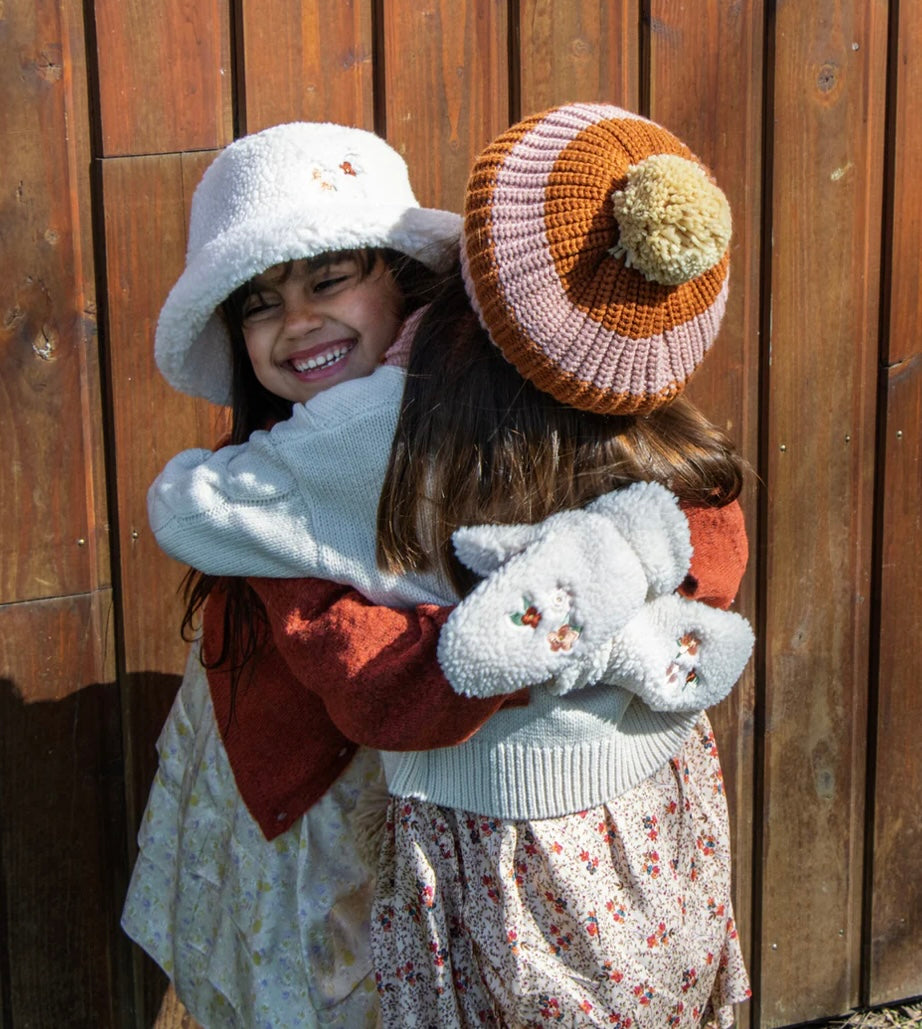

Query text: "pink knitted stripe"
[487, 109, 723, 398]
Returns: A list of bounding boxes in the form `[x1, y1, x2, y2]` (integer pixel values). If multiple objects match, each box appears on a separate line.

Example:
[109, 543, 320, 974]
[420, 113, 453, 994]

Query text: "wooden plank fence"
[1, 2, 919, 1026]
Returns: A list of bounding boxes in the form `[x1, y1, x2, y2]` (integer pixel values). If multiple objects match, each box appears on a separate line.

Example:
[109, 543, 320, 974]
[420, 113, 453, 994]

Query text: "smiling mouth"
[289, 344, 353, 374]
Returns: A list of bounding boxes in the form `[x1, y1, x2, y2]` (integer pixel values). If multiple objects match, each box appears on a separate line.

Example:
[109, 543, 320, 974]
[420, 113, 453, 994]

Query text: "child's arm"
[678, 500, 749, 610]
[248, 576, 527, 750]
[147, 367, 436, 604]
[437, 490, 753, 707]
[236, 494, 748, 761]
[242, 486, 718, 748]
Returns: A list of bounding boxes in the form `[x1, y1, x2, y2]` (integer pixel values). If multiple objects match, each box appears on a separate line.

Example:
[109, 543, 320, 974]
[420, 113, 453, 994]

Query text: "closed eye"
[242, 292, 280, 321]
[313, 274, 351, 294]
[311, 256, 361, 294]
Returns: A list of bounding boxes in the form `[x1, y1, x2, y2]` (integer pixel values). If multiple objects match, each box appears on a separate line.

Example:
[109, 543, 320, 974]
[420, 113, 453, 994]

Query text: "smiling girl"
[233, 252, 405, 404]
[121, 121, 462, 1029]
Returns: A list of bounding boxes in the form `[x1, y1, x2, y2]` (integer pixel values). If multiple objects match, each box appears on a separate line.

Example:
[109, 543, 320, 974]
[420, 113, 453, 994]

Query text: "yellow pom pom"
[609, 153, 731, 285]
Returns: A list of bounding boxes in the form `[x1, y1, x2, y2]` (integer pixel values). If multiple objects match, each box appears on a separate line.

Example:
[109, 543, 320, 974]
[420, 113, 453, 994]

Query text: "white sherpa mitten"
[586, 481, 692, 596]
[439, 482, 695, 698]
[599, 593, 755, 710]
[438, 508, 650, 698]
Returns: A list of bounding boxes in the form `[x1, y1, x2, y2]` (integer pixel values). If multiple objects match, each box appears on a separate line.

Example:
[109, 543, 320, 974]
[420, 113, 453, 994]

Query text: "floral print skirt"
[372, 717, 750, 1029]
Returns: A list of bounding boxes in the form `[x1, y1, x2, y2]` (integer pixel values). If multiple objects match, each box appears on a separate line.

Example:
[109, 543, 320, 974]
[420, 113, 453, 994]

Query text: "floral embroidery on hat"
[548, 623, 581, 652]
[511, 602, 541, 628]
[310, 167, 336, 191]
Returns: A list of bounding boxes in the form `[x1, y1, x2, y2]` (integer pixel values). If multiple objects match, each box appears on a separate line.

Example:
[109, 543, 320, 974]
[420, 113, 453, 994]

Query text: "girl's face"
[241, 254, 403, 404]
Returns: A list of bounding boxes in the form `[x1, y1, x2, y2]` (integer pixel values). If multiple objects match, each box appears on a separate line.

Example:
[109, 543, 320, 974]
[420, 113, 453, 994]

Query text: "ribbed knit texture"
[383, 689, 699, 819]
[461, 102, 730, 415]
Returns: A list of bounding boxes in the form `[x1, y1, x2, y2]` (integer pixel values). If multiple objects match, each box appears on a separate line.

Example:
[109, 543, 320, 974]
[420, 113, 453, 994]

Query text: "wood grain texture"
[0, 0, 132, 1020]
[646, 6, 766, 1024]
[99, 148, 227, 847]
[380, 0, 510, 212]
[100, 150, 229, 1026]
[0, 591, 115, 701]
[2, 2, 922, 1025]
[518, 0, 641, 113]
[868, 0, 922, 1001]
[100, 151, 227, 679]
[93, 0, 233, 155]
[0, 0, 106, 611]
[758, 3, 888, 1024]
[882, 0, 922, 368]
[240, 0, 375, 133]
[870, 355, 922, 1005]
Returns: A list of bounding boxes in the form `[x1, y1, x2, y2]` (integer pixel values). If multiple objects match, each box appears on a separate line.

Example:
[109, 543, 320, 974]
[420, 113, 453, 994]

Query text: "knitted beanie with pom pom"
[461, 102, 732, 415]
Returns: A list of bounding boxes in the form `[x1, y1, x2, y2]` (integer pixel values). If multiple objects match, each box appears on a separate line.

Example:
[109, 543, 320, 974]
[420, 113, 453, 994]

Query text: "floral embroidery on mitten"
[665, 631, 703, 691]
[509, 592, 583, 653]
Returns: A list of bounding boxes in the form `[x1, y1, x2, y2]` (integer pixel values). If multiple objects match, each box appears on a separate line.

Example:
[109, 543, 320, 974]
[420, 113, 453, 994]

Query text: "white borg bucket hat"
[155, 121, 462, 405]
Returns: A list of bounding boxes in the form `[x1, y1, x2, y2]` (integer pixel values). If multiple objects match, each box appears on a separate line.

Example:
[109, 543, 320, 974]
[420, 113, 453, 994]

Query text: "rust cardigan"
[204, 500, 748, 840]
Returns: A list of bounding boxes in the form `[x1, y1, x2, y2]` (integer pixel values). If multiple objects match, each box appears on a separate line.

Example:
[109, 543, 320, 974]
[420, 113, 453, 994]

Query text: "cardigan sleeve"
[203, 591, 359, 840]
[679, 499, 749, 609]
[249, 576, 527, 751]
[246, 499, 747, 750]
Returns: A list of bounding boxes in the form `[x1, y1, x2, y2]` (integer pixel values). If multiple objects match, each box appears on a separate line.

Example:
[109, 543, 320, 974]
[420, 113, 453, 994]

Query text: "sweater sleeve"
[679, 500, 749, 609]
[146, 367, 431, 607]
[247, 500, 747, 750]
[249, 576, 527, 751]
[147, 437, 312, 576]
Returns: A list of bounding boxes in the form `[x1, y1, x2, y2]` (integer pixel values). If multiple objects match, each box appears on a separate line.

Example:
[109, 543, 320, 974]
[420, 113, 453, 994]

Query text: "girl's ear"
[451, 522, 548, 576]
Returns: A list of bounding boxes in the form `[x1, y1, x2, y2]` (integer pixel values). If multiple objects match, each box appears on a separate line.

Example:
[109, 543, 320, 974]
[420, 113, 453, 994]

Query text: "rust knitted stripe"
[461, 103, 730, 415]
[546, 118, 727, 336]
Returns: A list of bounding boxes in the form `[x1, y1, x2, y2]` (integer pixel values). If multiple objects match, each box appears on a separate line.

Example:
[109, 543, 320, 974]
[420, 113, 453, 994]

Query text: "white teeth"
[291, 346, 349, 372]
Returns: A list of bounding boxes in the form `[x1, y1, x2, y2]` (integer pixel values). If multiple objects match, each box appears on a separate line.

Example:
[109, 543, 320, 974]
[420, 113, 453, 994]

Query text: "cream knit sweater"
[149, 364, 715, 819]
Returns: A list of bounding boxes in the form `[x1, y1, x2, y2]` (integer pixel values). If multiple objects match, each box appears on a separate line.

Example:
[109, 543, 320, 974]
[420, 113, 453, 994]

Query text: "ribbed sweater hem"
[382, 703, 699, 820]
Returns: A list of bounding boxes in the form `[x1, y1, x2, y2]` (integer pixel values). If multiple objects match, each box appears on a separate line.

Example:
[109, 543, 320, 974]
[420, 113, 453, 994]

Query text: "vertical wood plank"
[868, 0, 922, 1003]
[100, 145, 227, 833]
[0, 0, 136, 1020]
[870, 357, 922, 1006]
[0, 593, 115, 701]
[0, 0, 107, 613]
[101, 151, 227, 683]
[381, 0, 510, 212]
[1, 1, 920, 1024]
[646, 7, 765, 1025]
[100, 150, 229, 1024]
[759, 3, 888, 1024]
[93, 0, 233, 155]
[517, 0, 641, 113]
[239, 0, 375, 133]
[0, 680, 130, 1026]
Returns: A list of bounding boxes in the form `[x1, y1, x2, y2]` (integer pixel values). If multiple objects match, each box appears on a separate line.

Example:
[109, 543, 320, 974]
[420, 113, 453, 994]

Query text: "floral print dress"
[121, 646, 382, 1029]
[372, 715, 750, 1028]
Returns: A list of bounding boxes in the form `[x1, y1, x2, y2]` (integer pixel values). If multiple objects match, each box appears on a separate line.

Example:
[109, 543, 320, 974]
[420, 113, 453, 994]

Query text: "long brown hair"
[180, 248, 444, 710]
[377, 269, 746, 597]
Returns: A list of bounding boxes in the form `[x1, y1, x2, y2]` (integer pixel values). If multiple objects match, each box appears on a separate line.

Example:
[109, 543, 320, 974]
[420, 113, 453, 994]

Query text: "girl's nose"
[284, 293, 324, 334]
